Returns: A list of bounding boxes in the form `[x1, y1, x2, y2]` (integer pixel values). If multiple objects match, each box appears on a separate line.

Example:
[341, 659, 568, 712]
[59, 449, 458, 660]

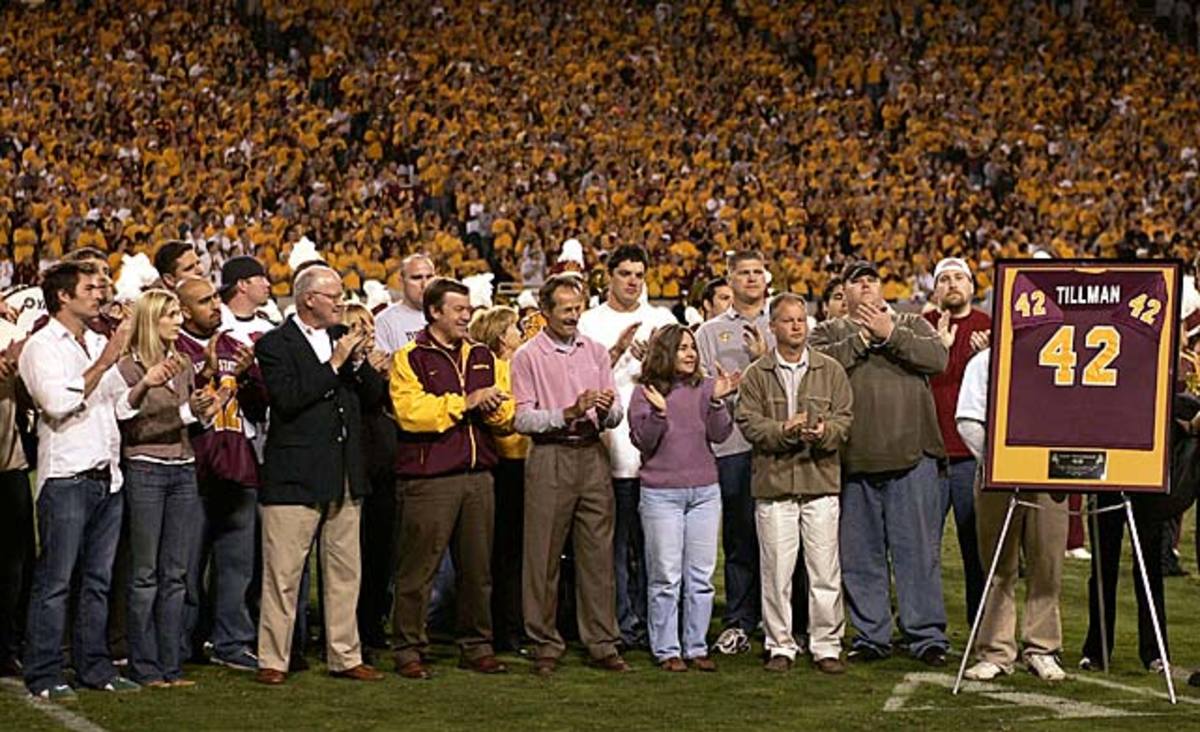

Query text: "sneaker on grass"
[99, 676, 141, 693]
[713, 628, 751, 655]
[1027, 654, 1066, 681]
[963, 661, 1008, 681]
[212, 648, 259, 672]
[33, 685, 77, 703]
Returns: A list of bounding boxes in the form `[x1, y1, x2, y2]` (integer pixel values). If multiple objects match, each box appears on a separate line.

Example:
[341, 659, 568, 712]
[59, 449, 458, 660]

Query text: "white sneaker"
[964, 661, 1008, 681]
[1027, 654, 1067, 681]
[1149, 659, 1165, 674]
[712, 628, 751, 655]
[1065, 547, 1092, 561]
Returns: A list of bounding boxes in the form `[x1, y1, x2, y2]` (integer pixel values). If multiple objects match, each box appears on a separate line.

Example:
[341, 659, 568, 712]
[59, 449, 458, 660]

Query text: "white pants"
[756, 495, 844, 661]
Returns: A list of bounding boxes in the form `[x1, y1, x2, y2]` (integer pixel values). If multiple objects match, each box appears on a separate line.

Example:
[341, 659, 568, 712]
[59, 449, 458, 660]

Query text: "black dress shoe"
[847, 646, 887, 663]
[919, 647, 947, 667]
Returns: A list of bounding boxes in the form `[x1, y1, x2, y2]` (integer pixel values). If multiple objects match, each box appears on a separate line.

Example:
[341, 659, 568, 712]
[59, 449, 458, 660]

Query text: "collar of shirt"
[534, 328, 583, 355]
[774, 347, 809, 373]
[293, 315, 332, 363]
[47, 316, 104, 357]
[721, 305, 767, 324]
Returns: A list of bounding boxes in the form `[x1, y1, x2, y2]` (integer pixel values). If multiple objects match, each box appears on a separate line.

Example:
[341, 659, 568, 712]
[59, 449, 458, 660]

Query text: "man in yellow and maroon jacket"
[389, 277, 514, 680]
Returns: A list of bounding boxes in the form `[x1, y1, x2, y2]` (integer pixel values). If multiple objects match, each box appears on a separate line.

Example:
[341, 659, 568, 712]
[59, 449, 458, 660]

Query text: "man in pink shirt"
[511, 274, 629, 676]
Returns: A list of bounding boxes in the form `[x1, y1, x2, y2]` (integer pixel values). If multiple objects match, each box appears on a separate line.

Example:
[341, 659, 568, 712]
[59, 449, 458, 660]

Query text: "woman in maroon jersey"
[112, 289, 219, 689]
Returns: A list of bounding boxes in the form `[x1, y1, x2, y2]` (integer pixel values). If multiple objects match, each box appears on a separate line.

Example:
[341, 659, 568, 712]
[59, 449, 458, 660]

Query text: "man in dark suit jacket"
[252, 265, 386, 685]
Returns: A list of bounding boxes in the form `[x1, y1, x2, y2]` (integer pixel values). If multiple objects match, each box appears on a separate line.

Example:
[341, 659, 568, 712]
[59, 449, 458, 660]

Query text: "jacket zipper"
[418, 340, 477, 469]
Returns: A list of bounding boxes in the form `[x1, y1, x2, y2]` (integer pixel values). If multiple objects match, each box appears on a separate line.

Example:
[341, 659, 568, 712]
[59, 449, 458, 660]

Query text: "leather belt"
[74, 466, 112, 482]
[532, 435, 601, 448]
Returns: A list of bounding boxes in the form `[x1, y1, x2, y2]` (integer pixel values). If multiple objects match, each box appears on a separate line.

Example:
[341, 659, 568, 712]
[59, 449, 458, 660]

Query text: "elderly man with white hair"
[252, 266, 387, 685]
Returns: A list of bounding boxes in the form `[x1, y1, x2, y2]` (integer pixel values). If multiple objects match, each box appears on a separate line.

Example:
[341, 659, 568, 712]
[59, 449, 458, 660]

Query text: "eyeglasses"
[310, 291, 346, 307]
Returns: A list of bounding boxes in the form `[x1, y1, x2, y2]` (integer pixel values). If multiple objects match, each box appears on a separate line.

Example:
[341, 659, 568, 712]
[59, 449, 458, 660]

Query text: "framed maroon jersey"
[985, 260, 1179, 493]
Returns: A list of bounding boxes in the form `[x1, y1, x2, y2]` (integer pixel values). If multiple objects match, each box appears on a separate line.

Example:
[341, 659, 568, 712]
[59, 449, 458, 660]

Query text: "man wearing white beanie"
[922, 257, 991, 627]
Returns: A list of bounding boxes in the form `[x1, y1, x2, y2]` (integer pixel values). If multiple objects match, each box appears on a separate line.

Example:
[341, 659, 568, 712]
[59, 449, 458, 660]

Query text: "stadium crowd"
[4, 0, 1200, 305]
[0, 0, 1198, 707]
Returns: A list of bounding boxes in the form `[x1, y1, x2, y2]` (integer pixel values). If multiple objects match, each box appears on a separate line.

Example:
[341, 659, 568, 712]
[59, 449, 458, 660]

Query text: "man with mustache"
[512, 273, 629, 675]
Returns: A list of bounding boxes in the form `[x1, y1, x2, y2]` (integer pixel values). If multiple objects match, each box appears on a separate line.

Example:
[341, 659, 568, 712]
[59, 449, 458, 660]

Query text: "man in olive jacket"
[737, 294, 853, 674]
[809, 261, 950, 667]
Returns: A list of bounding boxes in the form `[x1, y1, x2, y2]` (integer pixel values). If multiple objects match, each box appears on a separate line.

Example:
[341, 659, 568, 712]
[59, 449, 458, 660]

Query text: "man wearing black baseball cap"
[810, 258, 951, 667]
[219, 257, 273, 346]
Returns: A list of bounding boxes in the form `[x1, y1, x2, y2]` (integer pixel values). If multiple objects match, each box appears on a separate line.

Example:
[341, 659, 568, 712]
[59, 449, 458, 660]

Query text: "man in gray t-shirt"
[375, 254, 435, 354]
[694, 251, 774, 655]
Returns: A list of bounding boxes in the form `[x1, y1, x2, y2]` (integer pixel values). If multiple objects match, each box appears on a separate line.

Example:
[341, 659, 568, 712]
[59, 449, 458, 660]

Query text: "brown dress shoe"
[813, 657, 847, 675]
[763, 655, 793, 673]
[590, 654, 632, 672]
[689, 656, 718, 672]
[396, 661, 433, 680]
[331, 664, 385, 681]
[459, 655, 509, 674]
[255, 669, 287, 685]
[532, 658, 557, 677]
[659, 657, 688, 673]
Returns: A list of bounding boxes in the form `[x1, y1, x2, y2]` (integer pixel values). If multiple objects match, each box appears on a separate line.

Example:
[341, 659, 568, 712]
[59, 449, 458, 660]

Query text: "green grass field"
[3, 507, 1199, 731]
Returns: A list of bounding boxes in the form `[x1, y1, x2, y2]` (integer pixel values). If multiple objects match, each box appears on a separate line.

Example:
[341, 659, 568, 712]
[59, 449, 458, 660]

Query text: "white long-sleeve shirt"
[18, 318, 131, 496]
[577, 300, 678, 479]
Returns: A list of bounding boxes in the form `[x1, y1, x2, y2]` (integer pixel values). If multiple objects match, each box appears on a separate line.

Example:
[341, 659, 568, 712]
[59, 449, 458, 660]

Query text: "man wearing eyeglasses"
[252, 266, 387, 685]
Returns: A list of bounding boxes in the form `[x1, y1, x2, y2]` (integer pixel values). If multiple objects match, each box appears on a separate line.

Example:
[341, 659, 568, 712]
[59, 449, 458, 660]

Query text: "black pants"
[1082, 493, 1168, 668]
[0, 470, 33, 665]
[357, 470, 397, 648]
[491, 459, 525, 649]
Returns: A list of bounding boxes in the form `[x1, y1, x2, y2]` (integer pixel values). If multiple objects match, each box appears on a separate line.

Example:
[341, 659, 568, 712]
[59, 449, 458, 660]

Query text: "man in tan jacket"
[737, 294, 853, 674]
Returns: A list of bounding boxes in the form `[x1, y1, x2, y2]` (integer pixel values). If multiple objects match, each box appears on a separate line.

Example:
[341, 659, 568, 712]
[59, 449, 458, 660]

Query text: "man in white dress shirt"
[19, 261, 141, 700]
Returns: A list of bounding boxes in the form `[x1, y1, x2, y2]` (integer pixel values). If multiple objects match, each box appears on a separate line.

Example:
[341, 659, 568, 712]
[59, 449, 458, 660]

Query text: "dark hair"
[726, 250, 765, 273]
[42, 261, 97, 315]
[154, 240, 194, 277]
[638, 324, 702, 395]
[821, 277, 844, 304]
[701, 277, 730, 306]
[63, 247, 107, 264]
[607, 245, 649, 274]
[538, 273, 586, 312]
[422, 277, 470, 322]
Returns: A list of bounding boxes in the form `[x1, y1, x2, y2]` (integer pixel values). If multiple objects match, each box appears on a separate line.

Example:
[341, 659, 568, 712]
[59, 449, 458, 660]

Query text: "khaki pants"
[522, 443, 620, 661]
[258, 488, 362, 673]
[973, 474, 1068, 670]
[392, 472, 495, 666]
[756, 495, 844, 661]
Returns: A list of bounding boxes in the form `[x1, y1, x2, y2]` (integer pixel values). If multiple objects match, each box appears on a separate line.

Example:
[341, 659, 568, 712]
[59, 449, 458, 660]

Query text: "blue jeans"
[716, 452, 759, 632]
[24, 475, 122, 693]
[640, 485, 721, 661]
[941, 458, 983, 626]
[184, 479, 259, 661]
[125, 461, 199, 683]
[841, 457, 949, 657]
[613, 478, 647, 646]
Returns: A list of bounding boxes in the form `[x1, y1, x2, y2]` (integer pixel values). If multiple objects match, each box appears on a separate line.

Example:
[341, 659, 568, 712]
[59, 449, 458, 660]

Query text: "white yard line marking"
[884, 672, 1168, 719]
[0, 678, 111, 732]
[1072, 672, 1200, 707]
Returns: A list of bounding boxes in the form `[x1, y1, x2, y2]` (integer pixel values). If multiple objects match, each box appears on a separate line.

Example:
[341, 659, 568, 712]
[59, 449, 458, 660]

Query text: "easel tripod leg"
[1122, 493, 1176, 704]
[954, 492, 1018, 695]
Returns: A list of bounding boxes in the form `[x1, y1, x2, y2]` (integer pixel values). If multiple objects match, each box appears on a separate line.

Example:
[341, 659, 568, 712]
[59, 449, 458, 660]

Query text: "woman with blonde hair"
[468, 305, 527, 650]
[114, 289, 219, 689]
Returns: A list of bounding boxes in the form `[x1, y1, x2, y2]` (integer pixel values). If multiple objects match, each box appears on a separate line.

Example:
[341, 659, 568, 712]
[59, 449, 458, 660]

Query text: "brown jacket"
[736, 349, 853, 499]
